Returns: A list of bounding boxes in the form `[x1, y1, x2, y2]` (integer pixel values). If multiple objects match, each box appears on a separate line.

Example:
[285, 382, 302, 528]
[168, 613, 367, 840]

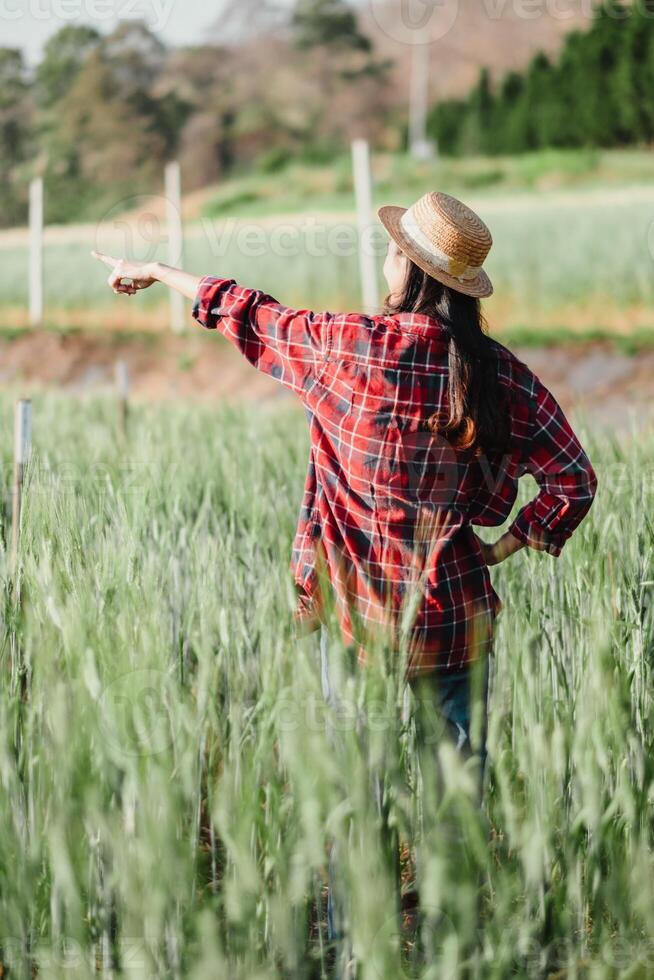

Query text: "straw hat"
[378, 191, 493, 299]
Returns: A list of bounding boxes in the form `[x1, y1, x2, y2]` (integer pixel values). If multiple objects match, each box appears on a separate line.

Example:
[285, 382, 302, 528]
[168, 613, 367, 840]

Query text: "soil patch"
[1, 330, 652, 432]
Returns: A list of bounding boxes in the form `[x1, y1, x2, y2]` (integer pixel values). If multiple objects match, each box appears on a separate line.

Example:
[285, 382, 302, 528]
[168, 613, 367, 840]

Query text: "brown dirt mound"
[1, 330, 652, 432]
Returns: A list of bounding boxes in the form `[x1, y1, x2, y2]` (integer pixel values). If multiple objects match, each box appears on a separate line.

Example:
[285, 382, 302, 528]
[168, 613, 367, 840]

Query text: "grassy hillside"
[1, 148, 654, 340]
[202, 147, 654, 220]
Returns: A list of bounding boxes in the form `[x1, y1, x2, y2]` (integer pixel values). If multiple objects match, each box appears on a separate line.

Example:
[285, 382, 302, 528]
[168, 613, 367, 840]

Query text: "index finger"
[91, 250, 119, 269]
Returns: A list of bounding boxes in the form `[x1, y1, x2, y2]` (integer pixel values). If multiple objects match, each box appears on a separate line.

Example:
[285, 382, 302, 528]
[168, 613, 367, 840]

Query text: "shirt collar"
[388, 312, 449, 339]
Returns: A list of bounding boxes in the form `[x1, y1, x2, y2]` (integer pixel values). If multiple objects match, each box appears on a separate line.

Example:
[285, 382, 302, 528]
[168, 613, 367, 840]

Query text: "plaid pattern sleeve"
[192, 276, 331, 396]
[508, 373, 598, 557]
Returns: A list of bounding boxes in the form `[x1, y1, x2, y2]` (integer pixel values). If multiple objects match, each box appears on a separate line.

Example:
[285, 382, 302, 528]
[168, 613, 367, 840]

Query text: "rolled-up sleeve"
[508, 376, 598, 557]
[192, 276, 331, 396]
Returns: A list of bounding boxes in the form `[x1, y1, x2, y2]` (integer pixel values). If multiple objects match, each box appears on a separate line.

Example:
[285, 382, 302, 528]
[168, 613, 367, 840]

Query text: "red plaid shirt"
[193, 277, 597, 675]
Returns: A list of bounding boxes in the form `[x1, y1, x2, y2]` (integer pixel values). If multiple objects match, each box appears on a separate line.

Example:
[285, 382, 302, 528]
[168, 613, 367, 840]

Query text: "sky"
[2, 0, 291, 65]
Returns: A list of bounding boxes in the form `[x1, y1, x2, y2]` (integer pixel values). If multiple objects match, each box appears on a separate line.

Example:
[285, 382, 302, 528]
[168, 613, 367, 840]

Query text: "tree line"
[3, 1, 654, 230]
[430, 1, 654, 156]
[0, 0, 390, 227]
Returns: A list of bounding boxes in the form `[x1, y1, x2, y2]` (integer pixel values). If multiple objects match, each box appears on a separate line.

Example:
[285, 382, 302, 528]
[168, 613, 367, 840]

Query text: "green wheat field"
[0, 392, 651, 979]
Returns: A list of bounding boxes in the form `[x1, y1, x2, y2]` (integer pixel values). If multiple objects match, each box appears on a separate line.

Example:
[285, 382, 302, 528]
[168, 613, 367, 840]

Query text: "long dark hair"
[384, 261, 510, 457]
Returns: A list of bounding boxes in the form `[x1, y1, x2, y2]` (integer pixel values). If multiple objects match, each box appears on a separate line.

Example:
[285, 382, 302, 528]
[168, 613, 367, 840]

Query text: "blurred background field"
[2, 1, 654, 429]
[2, 147, 654, 340]
[3, 1, 654, 343]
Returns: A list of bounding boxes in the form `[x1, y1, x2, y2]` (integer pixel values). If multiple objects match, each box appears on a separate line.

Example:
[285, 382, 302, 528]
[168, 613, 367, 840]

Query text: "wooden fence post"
[351, 139, 380, 316]
[165, 161, 185, 334]
[29, 178, 44, 327]
[11, 400, 32, 566]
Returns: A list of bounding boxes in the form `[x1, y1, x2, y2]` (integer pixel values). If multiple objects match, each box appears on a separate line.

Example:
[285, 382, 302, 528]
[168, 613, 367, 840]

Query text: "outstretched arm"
[92, 253, 200, 300]
[92, 253, 331, 397]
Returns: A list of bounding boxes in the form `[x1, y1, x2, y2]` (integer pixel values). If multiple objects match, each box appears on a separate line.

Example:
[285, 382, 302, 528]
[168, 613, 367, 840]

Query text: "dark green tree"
[494, 71, 529, 154]
[459, 68, 494, 156]
[290, 0, 386, 160]
[292, 0, 371, 51]
[521, 53, 568, 149]
[579, 2, 629, 146]
[428, 98, 468, 156]
[0, 48, 32, 226]
[38, 23, 188, 223]
[102, 20, 168, 95]
[553, 32, 588, 148]
[640, 4, 654, 138]
[35, 25, 101, 108]
[101, 23, 188, 162]
[0, 49, 29, 157]
[613, 5, 654, 142]
[441, 0, 654, 157]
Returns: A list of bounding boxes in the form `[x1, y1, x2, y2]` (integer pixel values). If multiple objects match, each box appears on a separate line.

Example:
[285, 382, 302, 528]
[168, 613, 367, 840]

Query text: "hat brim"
[378, 205, 494, 300]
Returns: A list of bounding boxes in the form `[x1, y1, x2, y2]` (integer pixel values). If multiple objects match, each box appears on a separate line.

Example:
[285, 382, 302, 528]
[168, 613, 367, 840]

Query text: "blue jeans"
[410, 656, 491, 797]
[319, 628, 491, 943]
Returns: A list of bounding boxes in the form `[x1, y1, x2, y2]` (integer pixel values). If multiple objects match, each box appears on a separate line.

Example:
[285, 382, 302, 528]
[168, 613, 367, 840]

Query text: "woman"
[92, 189, 597, 775]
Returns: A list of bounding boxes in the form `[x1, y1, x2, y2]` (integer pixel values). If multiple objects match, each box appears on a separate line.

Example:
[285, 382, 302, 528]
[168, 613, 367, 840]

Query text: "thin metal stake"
[29, 179, 44, 327]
